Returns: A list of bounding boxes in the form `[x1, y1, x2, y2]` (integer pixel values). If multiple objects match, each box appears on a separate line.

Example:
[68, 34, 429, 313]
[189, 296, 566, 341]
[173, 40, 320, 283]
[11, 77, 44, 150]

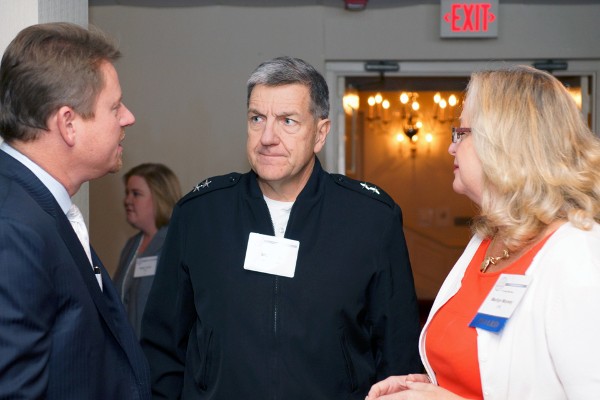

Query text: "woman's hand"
[366, 374, 430, 397]
[366, 375, 465, 400]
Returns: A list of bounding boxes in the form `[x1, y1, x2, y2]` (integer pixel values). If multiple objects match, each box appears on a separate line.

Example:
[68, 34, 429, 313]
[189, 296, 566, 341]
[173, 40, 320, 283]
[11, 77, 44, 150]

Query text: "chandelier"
[344, 87, 460, 157]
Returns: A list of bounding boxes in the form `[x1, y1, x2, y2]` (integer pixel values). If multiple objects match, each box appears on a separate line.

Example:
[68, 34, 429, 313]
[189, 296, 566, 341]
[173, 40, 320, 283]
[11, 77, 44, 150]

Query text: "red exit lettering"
[444, 3, 496, 32]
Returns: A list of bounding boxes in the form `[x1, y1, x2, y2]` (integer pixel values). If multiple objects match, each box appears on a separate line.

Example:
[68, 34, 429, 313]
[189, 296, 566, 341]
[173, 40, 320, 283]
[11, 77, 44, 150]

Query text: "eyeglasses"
[451, 127, 471, 144]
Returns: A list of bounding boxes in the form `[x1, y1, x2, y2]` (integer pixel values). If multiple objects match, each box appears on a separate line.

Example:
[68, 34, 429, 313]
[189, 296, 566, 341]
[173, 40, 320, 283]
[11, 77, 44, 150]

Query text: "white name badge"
[469, 273, 532, 333]
[243, 232, 300, 278]
[133, 256, 158, 278]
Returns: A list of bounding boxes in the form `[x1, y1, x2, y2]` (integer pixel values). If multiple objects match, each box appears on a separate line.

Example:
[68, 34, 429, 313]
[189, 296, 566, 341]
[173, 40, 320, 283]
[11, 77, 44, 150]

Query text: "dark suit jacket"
[0, 150, 151, 399]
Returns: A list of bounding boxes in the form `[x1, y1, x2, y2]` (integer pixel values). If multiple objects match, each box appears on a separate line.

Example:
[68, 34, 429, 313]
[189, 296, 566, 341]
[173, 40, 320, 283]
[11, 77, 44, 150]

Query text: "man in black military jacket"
[141, 56, 421, 399]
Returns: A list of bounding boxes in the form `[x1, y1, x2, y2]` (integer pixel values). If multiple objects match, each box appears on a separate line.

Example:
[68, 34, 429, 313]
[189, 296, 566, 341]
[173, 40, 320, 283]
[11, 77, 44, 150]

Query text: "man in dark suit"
[0, 23, 150, 399]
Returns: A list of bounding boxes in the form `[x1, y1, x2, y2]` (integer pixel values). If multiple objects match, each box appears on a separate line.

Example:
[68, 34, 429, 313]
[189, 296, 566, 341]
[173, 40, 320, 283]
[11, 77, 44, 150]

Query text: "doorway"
[324, 60, 597, 303]
[342, 75, 475, 301]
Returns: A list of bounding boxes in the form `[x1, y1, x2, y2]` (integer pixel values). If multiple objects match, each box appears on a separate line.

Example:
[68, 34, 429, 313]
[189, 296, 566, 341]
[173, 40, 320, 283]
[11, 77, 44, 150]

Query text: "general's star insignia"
[192, 179, 212, 192]
[360, 182, 380, 195]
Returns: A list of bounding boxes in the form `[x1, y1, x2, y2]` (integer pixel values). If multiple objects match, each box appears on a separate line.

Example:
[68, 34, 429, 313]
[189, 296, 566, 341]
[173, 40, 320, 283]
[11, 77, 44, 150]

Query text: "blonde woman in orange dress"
[367, 65, 600, 400]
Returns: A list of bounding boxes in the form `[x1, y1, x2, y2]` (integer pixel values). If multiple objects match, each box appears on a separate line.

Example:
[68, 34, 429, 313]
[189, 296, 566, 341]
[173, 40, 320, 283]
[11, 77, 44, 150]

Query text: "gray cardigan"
[113, 226, 168, 338]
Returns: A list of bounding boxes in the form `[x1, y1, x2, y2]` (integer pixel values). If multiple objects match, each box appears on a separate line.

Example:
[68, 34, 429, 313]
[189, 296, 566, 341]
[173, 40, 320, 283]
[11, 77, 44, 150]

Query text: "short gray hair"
[246, 56, 329, 120]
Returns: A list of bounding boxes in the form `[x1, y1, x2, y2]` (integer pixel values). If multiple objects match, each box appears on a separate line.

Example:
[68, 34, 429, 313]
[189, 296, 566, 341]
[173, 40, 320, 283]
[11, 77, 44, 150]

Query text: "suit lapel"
[55, 213, 127, 333]
[91, 247, 151, 387]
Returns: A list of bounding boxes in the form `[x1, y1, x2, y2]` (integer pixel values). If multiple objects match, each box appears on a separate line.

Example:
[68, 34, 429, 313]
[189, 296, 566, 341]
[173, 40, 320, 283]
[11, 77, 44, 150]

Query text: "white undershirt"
[263, 196, 294, 238]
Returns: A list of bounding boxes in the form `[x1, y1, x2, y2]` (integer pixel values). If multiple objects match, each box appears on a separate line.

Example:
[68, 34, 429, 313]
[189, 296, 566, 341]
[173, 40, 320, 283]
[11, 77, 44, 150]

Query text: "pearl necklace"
[480, 248, 510, 273]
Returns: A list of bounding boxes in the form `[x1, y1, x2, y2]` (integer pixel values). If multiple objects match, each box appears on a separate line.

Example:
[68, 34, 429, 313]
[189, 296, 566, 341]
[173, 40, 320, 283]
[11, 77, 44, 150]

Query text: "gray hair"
[246, 56, 329, 120]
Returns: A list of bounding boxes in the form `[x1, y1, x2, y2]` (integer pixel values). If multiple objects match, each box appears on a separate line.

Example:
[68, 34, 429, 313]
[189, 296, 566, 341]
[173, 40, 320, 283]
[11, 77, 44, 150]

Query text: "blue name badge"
[469, 274, 532, 333]
[470, 313, 507, 333]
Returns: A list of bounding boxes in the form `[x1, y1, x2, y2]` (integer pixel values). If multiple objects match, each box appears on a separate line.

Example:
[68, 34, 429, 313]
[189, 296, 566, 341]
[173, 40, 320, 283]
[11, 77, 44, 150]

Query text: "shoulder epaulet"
[331, 174, 395, 208]
[179, 172, 242, 205]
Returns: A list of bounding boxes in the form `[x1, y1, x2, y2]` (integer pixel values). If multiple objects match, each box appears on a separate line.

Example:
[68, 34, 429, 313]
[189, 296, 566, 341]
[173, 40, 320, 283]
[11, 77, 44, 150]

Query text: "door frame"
[324, 59, 600, 174]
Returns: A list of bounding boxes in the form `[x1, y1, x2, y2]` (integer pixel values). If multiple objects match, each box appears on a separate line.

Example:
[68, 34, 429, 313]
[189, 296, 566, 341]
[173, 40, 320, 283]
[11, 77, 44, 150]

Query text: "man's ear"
[54, 106, 78, 147]
[313, 118, 330, 153]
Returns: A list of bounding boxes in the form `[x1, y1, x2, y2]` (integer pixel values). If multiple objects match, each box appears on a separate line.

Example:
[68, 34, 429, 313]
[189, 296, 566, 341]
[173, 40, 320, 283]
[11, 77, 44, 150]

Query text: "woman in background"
[367, 65, 600, 399]
[113, 163, 181, 338]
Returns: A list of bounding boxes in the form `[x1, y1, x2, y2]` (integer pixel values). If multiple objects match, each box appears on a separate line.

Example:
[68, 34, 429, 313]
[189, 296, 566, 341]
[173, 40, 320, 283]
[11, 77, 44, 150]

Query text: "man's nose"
[260, 119, 280, 145]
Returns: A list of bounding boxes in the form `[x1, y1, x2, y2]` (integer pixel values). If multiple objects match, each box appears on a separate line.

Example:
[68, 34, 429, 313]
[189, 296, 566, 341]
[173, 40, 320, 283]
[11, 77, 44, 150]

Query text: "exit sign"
[440, 0, 499, 38]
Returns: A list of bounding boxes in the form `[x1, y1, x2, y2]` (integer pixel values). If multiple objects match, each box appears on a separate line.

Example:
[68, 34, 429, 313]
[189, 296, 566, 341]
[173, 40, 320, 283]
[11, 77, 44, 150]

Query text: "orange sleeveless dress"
[425, 235, 552, 398]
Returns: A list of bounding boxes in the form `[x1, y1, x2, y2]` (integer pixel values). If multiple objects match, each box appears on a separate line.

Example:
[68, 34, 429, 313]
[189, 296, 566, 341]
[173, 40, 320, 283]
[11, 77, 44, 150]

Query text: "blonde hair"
[124, 163, 182, 229]
[465, 65, 600, 250]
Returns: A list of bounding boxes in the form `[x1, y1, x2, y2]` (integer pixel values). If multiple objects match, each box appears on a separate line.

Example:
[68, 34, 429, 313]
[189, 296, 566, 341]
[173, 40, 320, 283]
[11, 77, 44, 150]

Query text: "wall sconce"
[343, 86, 360, 115]
[367, 92, 384, 120]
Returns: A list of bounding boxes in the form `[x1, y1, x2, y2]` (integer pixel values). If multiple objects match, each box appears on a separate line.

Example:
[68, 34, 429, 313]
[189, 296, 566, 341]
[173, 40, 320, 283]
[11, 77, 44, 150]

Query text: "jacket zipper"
[265, 198, 296, 400]
[265, 203, 279, 400]
[273, 276, 279, 336]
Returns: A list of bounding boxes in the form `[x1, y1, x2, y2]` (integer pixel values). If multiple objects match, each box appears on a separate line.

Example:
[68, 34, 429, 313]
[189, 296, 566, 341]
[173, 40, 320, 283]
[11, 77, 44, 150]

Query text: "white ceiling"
[89, 0, 427, 6]
[89, 0, 597, 8]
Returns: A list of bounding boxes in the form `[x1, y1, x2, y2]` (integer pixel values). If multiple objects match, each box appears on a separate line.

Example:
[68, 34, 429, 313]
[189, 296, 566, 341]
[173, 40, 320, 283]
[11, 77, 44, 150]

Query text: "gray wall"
[89, 3, 600, 274]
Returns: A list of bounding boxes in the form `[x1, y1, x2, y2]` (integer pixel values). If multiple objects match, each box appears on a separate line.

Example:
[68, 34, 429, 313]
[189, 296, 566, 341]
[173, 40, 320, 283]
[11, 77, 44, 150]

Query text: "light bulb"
[448, 94, 457, 107]
[343, 91, 359, 114]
